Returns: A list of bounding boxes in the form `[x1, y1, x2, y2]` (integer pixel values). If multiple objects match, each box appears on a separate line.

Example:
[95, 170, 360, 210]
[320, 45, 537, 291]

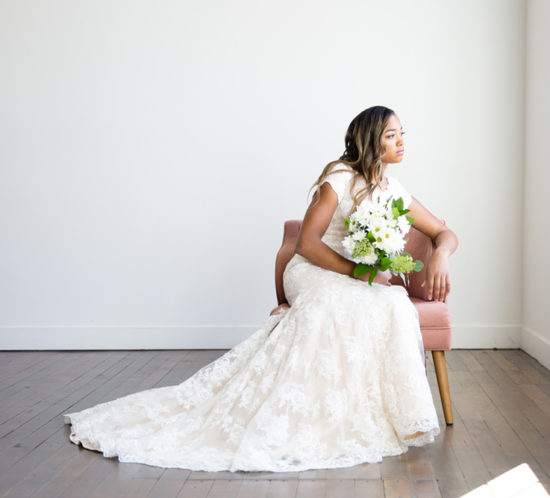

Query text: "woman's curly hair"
[309, 105, 396, 215]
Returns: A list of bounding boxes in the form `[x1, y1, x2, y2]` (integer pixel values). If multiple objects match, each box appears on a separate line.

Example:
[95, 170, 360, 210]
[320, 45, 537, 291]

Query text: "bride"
[63, 105, 458, 472]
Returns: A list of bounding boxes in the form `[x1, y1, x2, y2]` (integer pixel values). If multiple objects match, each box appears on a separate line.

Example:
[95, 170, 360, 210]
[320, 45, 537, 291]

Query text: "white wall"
[0, 0, 528, 350]
[522, 0, 550, 369]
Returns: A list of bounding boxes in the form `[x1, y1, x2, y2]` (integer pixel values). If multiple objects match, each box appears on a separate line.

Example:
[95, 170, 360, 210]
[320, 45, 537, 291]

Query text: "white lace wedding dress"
[63, 165, 440, 472]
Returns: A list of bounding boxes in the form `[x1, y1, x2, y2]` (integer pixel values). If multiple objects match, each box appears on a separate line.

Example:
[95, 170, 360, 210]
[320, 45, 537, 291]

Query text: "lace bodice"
[287, 165, 413, 274]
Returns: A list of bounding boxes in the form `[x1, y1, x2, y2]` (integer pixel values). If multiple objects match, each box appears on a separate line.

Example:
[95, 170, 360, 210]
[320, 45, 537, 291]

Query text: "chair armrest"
[390, 222, 447, 301]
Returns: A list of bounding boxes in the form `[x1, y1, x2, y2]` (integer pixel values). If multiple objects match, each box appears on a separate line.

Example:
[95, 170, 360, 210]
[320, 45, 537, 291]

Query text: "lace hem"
[64, 413, 440, 472]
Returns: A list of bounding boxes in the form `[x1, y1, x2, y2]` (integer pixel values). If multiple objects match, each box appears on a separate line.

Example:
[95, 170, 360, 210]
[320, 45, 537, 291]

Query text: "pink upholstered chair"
[271, 220, 454, 426]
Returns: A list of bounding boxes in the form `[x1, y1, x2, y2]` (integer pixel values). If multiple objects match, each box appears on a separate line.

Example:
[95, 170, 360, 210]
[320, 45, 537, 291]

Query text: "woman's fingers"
[269, 306, 280, 316]
[435, 274, 445, 301]
[444, 275, 451, 302]
[430, 273, 451, 301]
[427, 273, 434, 300]
[427, 273, 442, 301]
[433, 274, 440, 301]
[424, 270, 451, 302]
[439, 274, 446, 301]
[270, 303, 290, 316]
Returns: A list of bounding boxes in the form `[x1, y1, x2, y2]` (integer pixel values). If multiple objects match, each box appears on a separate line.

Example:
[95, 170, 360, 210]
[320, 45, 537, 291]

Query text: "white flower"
[372, 204, 387, 218]
[351, 206, 369, 226]
[358, 252, 377, 265]
[369, 219, 386, 239]
[343, 193, 409, 270]
[386, 215, 398, 228]
[376, 230, 405, 253]
[372, 227, 390, 249]
[397, 215, 410, 234]
[342, 235, 355, 253]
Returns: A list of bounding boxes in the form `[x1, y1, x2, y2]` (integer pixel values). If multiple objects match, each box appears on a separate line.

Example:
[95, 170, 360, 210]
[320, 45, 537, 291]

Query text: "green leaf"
[367, 231, 376, 242]
[354, 263, 370, 277]
[380, 256, 391, 271]
[392, 207, 400, 219]
[368, 268, 377, 285]
[414, 260, 424, 271]
[406, 215, 414, 224]
[396, 196, 404, 211]
[344, 218, 350, 228]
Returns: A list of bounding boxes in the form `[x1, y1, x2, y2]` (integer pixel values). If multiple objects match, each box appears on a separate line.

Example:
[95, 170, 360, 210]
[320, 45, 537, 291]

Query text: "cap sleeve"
[389, 176, 412, 208]
[320, 166, 354, 204]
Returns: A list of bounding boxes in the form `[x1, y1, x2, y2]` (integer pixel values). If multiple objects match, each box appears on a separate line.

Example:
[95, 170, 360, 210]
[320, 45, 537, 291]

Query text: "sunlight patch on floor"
[461, 463, 548, 497]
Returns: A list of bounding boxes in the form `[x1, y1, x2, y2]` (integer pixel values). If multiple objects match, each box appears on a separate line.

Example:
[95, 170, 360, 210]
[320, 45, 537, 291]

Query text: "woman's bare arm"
[295, 183, 388, 284]
[407, 196, 459, 302]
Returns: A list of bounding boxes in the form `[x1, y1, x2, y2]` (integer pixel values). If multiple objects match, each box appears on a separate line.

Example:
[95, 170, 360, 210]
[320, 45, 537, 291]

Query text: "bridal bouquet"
[342, 195, 424, 286]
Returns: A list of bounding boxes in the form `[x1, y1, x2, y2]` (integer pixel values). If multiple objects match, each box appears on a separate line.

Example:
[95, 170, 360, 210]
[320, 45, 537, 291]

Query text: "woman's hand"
[356, 268, 392, 286]
[268, 303, 290, 336]
[421, 249, 451, 302]
[269, 303, 290, 316]
[406, 196, 458, 303]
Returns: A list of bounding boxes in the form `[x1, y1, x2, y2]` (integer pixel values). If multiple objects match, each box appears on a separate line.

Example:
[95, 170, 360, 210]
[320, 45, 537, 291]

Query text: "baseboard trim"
[521, 326, 550, 370]
[450, 324, 522, 349]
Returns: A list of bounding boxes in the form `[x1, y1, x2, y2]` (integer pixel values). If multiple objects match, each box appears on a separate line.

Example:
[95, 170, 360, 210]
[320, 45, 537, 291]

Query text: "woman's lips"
[397, 150, 404, 154]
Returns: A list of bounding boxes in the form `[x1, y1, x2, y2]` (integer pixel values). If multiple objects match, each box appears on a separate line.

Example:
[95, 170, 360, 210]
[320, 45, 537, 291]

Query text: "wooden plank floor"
[1, 349, 549, 498]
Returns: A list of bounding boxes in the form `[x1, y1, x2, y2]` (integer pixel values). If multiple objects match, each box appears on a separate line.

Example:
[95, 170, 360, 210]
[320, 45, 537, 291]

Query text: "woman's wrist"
[434, 246, 451, 258]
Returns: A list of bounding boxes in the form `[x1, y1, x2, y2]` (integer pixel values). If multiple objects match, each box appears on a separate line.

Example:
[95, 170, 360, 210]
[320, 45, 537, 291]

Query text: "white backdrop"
[1, 0, 545, 362]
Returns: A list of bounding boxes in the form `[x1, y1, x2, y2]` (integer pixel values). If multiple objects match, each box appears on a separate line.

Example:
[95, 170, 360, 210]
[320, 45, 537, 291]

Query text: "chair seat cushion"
[410, 297, 452, 351]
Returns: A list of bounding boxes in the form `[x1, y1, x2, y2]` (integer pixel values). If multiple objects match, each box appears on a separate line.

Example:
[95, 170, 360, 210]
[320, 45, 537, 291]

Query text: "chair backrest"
[275, 219, 442, 303]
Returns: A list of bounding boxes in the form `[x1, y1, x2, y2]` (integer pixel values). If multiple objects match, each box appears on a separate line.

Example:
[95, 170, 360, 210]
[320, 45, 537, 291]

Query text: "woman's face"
[381, 114, 405, 164]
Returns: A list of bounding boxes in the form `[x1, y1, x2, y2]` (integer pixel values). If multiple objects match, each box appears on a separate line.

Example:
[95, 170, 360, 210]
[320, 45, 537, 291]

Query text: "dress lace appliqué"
[63, 169, 440, 472]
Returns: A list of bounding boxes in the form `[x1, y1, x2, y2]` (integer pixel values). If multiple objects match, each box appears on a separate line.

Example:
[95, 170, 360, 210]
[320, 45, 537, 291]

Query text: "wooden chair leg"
[432, 350, 454, 426]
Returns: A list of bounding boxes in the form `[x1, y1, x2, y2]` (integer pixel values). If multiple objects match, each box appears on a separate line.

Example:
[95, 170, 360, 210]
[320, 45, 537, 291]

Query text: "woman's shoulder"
[320, 163, 356, 204]
[325, 162, 357, 188]
[326, 162, 355, 177]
